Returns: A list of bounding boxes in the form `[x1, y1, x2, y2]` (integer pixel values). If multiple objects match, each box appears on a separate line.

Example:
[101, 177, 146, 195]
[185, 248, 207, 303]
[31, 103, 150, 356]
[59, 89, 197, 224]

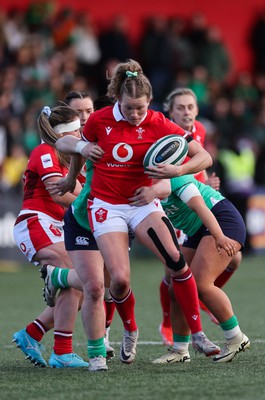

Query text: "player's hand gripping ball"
[143, 135, 188, 170]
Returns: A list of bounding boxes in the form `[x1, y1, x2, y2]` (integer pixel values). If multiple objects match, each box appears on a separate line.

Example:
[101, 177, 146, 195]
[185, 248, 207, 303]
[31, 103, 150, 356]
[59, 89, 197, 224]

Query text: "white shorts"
[87, 197, 164, 239]
[13, 210, 64, 263]
[175, 229, 186, 246]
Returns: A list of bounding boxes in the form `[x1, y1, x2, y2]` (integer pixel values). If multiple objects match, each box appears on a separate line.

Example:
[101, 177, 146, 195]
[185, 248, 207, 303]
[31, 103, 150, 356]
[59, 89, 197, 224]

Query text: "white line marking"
[6, 338, 264, 350]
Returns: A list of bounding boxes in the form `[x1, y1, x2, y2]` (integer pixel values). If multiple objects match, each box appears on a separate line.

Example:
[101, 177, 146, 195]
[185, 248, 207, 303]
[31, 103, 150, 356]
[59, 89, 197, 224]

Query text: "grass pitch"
[1, 253, 265, 400]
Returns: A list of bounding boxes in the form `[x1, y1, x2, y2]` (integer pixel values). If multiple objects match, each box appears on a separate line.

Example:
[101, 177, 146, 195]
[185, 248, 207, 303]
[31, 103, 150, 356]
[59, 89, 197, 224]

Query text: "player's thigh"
[96, 232, 131, 282]
[189, 236, 232, 284]
[69, 249, 105, 286]
[35, 241, 72, 268]
[135, 212, 180, 262]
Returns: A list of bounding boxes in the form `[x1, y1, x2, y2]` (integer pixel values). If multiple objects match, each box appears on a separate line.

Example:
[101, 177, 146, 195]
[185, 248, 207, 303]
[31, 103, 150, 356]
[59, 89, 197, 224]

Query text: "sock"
[173, 333, 190, 353]
[214, 267, 235, 288]
[171, 268, 202, 334]
[220, 315, 241, 340]
[87, 337, 106, 359]
[26, 319, 47, 342]
[53, 331, 73, 355]
[110, 288, 138, 332]
[159, 277, 171, 328]
[51, 267, 69, 288]
[104, 299, 116, 328]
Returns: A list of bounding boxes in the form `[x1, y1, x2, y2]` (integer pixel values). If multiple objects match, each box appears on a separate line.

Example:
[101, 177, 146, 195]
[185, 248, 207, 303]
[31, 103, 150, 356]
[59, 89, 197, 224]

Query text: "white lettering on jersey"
[41, 153, 53, 168]
[105, 127, 112, 135]
[112, 143, 133, 162]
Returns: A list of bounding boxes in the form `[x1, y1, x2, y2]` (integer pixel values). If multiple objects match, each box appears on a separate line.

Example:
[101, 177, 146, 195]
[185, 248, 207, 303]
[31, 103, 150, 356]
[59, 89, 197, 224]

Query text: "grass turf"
[1, 253, 265, 400]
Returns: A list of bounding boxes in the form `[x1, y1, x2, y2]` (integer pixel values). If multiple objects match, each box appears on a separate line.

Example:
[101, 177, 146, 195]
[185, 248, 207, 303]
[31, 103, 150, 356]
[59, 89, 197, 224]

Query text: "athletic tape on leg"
[147, 216, 186, 271]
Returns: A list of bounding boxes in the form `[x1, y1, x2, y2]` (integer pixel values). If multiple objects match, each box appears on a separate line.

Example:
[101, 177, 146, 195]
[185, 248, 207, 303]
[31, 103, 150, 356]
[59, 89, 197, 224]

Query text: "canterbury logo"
[105, 127, 112, 135]
[75, 236, 89, 245]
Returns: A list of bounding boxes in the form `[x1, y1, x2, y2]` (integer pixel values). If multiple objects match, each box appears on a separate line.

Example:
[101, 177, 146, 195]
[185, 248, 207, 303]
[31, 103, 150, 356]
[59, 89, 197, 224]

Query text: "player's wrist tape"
[75, 140, 88, 154]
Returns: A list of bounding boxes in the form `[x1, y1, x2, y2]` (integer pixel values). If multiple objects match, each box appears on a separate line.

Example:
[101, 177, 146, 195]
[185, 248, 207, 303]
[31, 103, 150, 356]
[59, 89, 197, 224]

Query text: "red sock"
[53, 331, 73, 355]
[104, 299, 116, 328]
[214, 267, 235, 288]
[110, 288, 137, 332]
[159, 278, 171, 328]
[26, 319, 47, 342]
[171, 268, 202, 334]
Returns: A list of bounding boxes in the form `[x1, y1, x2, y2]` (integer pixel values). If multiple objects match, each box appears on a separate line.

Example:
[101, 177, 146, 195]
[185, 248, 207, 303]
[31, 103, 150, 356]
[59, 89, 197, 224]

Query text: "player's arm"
[180, 139, 212, 175]
[128, 179, 170, 206]
[46, 154, 84, 196]
[145, 140, 212, 179]
[186, 194, 236, 257]
[56, 135, 104, 162]
[44, 175, 82, 208]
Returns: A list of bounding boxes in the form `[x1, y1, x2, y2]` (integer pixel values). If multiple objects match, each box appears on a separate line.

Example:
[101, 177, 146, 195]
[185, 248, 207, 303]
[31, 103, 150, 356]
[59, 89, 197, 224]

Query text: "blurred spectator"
[0, 143, 28, 193]
[209, 96, 231, 148]
[22, 107, 40, 155]
[254, 143, 265, 186]
[98, 14, 133, 95]
[189, 65, 210, 114]
[218, 137, 256, 251]
[250, 103, 265, 147]
[139, 15, 171, 103]
[2, 9, 28, 55]
[167, 16, 195, 74]
[186, 12, 208, 63]
[0, 124, 7, 183]
[226, 98, 254, 144]
[253, 73, 265, 97]
[71, 12, 101, 91]
[249, 10, 265, 74]
[196, 25, 231, 83]
[24, 1, 56, 34]
[52, 7, 76, 49]
[99, 14, 132, 64]
[232, 71, 259, 109]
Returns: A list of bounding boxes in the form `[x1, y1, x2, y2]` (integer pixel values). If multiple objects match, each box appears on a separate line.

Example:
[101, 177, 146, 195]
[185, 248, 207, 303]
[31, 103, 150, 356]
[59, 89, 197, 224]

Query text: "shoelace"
[124, 334, 137, 352]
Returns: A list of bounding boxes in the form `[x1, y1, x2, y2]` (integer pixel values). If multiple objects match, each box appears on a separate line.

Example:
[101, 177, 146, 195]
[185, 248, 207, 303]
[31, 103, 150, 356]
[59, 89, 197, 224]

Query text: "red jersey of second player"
[83, 102, 191, 204]
[183, 120, 206, 183]
[22, 143, 85, 220]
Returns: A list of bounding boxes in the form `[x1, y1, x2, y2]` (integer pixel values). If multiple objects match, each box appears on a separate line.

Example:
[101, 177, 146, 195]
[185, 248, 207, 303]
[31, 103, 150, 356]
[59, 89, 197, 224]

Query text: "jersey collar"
[112, 101, 148, 125]
[113, 101, 126, 121]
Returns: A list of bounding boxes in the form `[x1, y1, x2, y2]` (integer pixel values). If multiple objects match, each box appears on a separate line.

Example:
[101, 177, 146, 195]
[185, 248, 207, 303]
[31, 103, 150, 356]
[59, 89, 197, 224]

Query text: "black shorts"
[63, 206, 98, 251]
[182, 199, 246, 250]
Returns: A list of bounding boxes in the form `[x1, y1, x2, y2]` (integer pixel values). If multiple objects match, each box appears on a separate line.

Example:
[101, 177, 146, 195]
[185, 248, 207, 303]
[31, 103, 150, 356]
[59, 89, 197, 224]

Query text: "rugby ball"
[143, 134, 188, 169]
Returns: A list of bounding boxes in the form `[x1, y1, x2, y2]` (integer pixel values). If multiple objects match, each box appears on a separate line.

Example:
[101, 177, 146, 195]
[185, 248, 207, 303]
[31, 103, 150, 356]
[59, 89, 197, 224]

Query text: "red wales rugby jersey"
[21, 143, 69, 220]
[192, 120, 206, 183]
[183, 120, 206, 183]
[83, 103, 188, 204]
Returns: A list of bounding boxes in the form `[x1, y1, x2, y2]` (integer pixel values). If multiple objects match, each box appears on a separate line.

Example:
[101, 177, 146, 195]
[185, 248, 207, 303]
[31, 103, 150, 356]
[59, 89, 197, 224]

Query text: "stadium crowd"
[0, 2, 265, 207]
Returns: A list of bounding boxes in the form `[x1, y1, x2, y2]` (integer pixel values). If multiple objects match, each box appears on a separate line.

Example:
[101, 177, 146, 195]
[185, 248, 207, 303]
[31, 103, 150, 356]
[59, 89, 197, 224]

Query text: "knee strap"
[147, 216, 186, 271]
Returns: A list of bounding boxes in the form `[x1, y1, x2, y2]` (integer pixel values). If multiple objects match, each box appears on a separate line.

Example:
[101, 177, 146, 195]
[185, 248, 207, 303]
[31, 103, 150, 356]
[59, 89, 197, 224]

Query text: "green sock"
[87, 337, 106, 359]
[220, 315, 238, 331]
[51, 267, 69, 288]
[173, 334, 191, 343]
[220, 315, 241, 340]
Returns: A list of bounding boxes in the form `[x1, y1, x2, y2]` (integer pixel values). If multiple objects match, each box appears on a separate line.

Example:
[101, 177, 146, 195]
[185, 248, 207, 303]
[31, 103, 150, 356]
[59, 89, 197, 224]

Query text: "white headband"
[53, 119, 81, 135]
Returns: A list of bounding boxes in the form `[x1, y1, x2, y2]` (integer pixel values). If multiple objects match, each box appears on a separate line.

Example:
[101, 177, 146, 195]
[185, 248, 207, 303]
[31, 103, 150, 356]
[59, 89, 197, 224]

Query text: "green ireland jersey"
[71, 160, 93, 231]
[161, 174, 225, 237]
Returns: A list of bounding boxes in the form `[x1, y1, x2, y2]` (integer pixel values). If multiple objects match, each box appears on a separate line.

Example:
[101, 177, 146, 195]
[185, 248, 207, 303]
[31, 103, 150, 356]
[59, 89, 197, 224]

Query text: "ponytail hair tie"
[126, 71, 138, 78]
[42, 106, 52, 117]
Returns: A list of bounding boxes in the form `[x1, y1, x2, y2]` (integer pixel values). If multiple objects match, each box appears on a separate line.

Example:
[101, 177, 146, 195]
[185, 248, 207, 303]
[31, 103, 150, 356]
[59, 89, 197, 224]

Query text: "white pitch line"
[5, 339, 265, 350]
